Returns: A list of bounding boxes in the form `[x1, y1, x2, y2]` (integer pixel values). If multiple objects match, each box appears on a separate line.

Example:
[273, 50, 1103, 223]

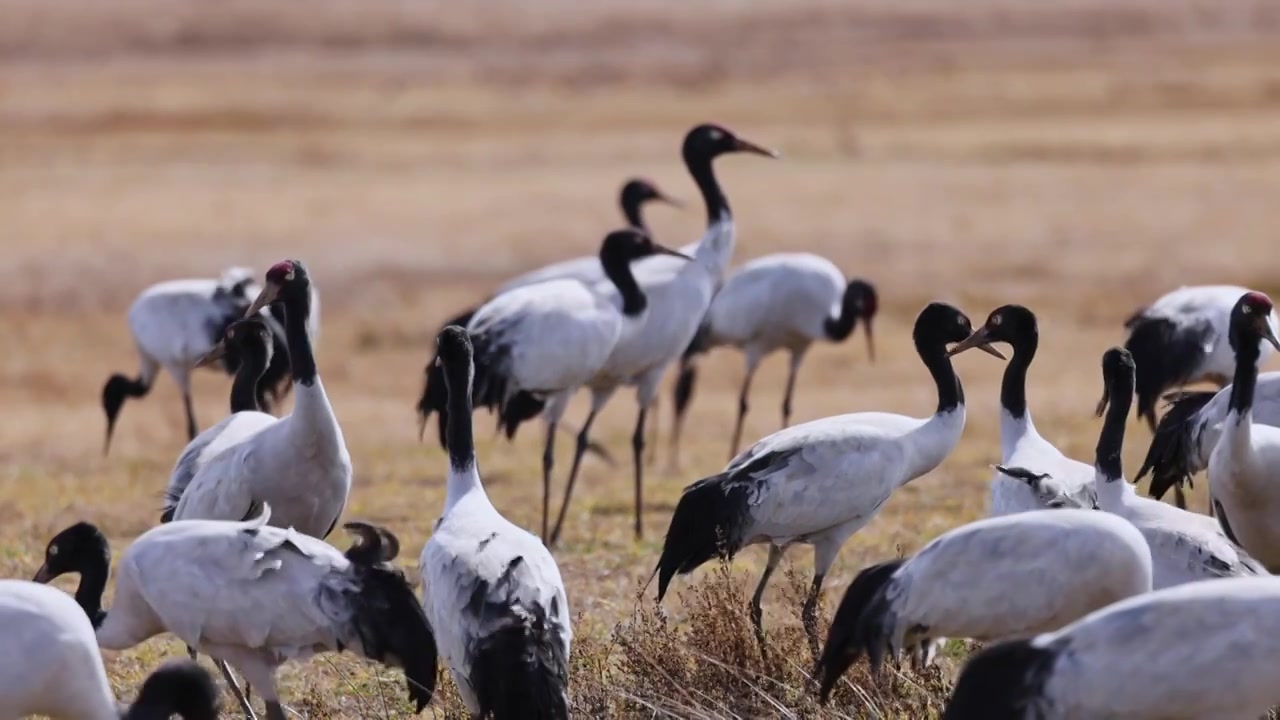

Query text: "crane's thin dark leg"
[751, 545, 785, 653]
[802, 573, 826, 662]
[645, 396, 660, 467]
[216, 660, 256, 719]
[632, 406, 647, 539]
[183, 391, 198, 440]
[541, 421, 557, 541]
[781, 353, 803, 429]
[265, 701, 287, 720]
[729, 364, 759, 462]
[669, 363, 697, 471]
[550, 410, 599, 547]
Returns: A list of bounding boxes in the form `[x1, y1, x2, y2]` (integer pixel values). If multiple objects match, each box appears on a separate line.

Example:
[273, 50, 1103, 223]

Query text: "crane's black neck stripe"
[229, 345, 268, 413]
[1001, 329, 1037, 419]
[917, 334, 962, 413]
[685, 150, 729, 226]
[1097, 367, 1133, 482]
[622, 197, 646, 231]
[601, 255, 648, 317]
[444, 360, 476, 471]
[1229, 333, 1262, 416]
[283, 287, 317, 386]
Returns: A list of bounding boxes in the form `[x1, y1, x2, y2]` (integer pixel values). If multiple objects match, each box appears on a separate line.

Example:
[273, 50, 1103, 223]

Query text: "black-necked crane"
[549, 122, 779, 546]
[1092, 346, 1265, 587]
[0, 579, 219, 719]
[464, 229, 691, 539]
[170, 260, 352, 543]
[33, 512, 436, 720]
[653, 302, 1003, 656]
[943, 577, 1280, 719]
[947, 305, 1097, 515]
[1197, 292, 1280, 571]
[421, 326, 572, 720]
[161, 316, 278, 523]
[814, 508, 1151, 702]
[416, 177, 678, 454]
[101, 266, 257, 453]
[1124, 284, 1278, 431]
[667, 252, 878, 464]
[1138, 378, 1280, 513]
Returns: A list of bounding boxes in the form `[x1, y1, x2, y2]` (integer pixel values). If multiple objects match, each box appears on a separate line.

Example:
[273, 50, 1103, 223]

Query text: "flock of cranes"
[9, 119, 1280, 719]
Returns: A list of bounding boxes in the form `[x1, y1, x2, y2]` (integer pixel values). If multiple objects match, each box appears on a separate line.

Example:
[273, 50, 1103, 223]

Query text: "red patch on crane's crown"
[1241, 291, 1273, 314]
[265, 260, 295, 283]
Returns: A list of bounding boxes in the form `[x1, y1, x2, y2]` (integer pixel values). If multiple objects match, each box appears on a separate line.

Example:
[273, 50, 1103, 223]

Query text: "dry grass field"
[4, 0, 1280, 717]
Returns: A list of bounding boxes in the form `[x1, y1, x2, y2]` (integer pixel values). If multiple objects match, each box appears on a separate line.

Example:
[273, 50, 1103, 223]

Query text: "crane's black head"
[101, 373, 151, 456]
[599, 228, 692, 267]
[913, 302, 1005, 358]
[682, 123, 779, 166]
[32, 521, 109, 584]
[436, 325, 474, 396]
[125, 660, 220, 720]
[1228, 291, 1280, 355]
[843, 279, 879, 361]
[1095, 346, 1137, 416]
[195, 316, 275, 372]
[947, 304, 1038, 360]
[244, 259, 310, 319]
[620, 178, 679, 217]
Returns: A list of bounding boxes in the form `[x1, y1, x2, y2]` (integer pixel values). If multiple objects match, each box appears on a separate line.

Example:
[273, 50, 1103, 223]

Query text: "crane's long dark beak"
[654, 191, 683, 209]
[653, 243, 695, 261]
[735, 137, 780, 158]
[947, 326, 1006, 360]
[863, 317, 876, 363]
[32, 564, 52, 584]
[244, 281, 282, 318]
[1261, 319, 1280, 352]
[194, 341, 228, 370]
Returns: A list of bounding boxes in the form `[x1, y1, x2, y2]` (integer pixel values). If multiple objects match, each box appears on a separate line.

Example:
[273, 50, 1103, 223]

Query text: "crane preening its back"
[668, 252, 878, 464]
[653, 302, 1004, 656]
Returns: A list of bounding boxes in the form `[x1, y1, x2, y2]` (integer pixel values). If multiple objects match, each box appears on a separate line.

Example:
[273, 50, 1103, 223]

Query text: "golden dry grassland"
[3, 0, 1280, 716]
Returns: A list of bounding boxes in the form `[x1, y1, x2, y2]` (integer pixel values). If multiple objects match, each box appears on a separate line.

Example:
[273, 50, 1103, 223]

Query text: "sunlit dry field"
[4, 0, 1280, 717]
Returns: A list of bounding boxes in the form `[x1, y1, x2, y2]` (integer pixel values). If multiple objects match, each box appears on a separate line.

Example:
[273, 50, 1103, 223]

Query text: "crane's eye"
[990, 314, 1003, 326]
[48, 545, 58, 557]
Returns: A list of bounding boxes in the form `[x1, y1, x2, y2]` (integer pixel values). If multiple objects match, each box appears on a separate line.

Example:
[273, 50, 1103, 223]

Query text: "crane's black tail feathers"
[472, 604, 570, 720]
[126, 660, 219, 720]
[1124, 315, 1208, 429]
[942, 639, 1059, 719]
[498, 391, 548, 440]
[654, 474, 752, 601]
[816, 559, 906, 703]
[337, 527, 438, 712]
[1136, 390, 1215, 501]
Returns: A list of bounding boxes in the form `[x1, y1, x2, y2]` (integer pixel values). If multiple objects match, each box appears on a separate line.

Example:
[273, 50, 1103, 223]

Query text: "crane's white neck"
[444, 464, 489, 515]
[692, 213, 735, 281]
[1093, 470, 1132, 512]
[902, 406, 967, 483]
[288, 377, 345, 448]
[1000, 408, 1039, 461]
